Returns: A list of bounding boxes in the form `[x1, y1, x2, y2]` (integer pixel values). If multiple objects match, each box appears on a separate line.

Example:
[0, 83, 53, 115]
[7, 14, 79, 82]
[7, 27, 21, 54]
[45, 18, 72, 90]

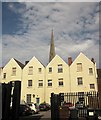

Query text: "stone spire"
[49, 29, 55, 62]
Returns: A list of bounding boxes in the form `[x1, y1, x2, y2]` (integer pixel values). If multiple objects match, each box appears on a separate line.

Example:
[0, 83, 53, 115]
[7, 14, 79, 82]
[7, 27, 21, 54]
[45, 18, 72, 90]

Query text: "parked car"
[19, 104, 32, 116]
[62, 102, 74, 108]
[75, 101, 85, 109]
[39, 103, 50, 111]
[28, 103, 39, 114]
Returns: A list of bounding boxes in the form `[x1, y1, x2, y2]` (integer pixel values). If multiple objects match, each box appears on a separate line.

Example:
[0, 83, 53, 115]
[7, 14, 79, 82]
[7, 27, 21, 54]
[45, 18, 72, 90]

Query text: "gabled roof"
[14, 58, 25, 69]
[47, 54, 68, 67]
[24, 56, 45, 69]
[70, 52, 94, 66]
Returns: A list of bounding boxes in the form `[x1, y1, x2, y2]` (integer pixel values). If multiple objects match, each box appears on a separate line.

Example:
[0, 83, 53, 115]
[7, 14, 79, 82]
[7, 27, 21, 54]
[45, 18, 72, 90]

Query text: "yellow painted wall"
[45, 55, 70, 103]
[21, 57, 45, 104]
[2, 58, 22, 84]
[70, 53, 98, 92]
[1, 53, 98, 104]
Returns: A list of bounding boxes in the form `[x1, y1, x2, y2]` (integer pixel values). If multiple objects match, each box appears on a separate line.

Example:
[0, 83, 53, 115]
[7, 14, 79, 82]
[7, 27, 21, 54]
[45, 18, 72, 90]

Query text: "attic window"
[38, 68, 42, 73]
[3, 73, 6, 79]
[28, 66, 33, 75]
[89, 68, 93, 75]
[58, 64, 63, 73]
[77, 63, 82, 72]
[12, 67, 16, 76]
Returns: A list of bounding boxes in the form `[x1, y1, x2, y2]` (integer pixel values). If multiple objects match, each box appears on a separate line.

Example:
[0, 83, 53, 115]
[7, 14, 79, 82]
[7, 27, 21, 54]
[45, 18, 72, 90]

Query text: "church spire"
[49, 29, 55, 62]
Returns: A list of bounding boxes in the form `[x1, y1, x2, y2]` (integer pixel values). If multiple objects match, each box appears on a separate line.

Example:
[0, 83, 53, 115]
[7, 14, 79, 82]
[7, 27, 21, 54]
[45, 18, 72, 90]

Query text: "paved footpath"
[40, 110, 51, 119]
[19, 110, 51, 120]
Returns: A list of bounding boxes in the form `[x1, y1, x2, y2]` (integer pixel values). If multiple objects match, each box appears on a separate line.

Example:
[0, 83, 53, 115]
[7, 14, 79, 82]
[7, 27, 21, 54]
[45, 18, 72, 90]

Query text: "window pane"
[28, 80, 32, 87]
[38, 80, 43, 87]
[58, 64, 63, 73]
[3, 73, 6, 79]
[90, 84, 95, 89]
[77, 77, 83, 85]
[77, 63, 82, 72]
[49, 67, 52, 73]
[58, 78, 63, 86]
[28, 66, 33, 75]
[12, 67, 16, 76]
[26, 94, 31, 103]
[48, 80, 52, 86]
[89, 68, 93, 74]
[38, 68, 42, 73]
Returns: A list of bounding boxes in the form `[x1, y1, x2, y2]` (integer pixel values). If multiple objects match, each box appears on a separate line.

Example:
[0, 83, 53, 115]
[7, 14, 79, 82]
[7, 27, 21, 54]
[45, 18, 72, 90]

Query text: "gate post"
[51, 93, 60, 120]
[11, 81, 21, 120]
[2, 82, 12, 120]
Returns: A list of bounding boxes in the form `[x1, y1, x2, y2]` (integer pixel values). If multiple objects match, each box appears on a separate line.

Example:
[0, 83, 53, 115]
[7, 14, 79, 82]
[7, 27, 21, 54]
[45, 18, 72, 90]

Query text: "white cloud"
[2, 2, 100, 68]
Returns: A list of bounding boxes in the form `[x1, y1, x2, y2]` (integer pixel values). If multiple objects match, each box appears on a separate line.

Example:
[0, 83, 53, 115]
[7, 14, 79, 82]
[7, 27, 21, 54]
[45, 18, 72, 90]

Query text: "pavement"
[19, 110, 51, 120]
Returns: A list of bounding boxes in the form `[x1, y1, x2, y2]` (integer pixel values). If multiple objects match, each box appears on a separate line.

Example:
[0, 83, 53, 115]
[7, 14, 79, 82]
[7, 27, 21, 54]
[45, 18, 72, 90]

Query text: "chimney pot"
[25, 61, 29, 65]
[91, 58, 95, 64]
[68, 57, 72, 66]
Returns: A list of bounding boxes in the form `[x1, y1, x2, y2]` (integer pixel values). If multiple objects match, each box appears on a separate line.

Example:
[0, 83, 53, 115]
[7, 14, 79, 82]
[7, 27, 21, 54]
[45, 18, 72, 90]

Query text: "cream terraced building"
[1, 52, 98, 104]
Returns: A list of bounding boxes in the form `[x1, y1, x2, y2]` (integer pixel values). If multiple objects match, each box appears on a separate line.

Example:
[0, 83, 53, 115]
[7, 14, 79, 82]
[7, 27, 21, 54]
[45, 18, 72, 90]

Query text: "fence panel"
[57, 91, 101, 119]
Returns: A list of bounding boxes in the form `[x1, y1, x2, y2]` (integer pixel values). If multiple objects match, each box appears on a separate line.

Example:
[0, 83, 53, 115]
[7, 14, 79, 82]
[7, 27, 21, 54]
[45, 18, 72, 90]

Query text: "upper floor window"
[89, 68, 93, 75]
[90, 84, 95, 89]
[38, 68, 42, 73]
[28, 80, 32, 87]
[77, 63, 82, 72]
[38, 80, 43, 87]
[28, 66, 33, 75]
[77, 77, 83, 85]
[3, 73, 6, 79]
[48, 79, 52, 86]
[58, 64, 63, 73]
[12, 67, 16, 76]
[58, 78, 64, 86]
[49, 67, 52, 73]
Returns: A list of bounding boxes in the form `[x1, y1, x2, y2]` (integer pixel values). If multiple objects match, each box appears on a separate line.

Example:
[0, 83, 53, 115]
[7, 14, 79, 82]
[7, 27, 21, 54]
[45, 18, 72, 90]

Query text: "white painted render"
[1, 53, 98, 104]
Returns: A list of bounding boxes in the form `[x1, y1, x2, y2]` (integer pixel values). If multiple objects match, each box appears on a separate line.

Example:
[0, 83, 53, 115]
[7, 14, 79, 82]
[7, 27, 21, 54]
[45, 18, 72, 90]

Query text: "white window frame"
[38, 68, 42, 73]
[77, 63, 82, 72]
[58, 64, 63, 73]
[48, 79, 52, 87]
[12, 67, 16, 76]
[38, 80, 43, 87]
[3, 73, 6, 79]
[49, 67, 52, 73]
[89, 68, 93, 75]
[90, 84, 95, 89]
[58, 78, 64, 86]
[28, 80, 32, 87]
[77, 77, 83, 85]
[26, 94, 31, 103]
[28, 66, 33, 75]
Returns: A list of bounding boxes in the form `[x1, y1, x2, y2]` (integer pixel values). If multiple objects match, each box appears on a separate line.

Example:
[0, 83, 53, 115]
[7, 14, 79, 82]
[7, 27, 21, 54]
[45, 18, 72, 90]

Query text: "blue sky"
[1, 2, 100, 68]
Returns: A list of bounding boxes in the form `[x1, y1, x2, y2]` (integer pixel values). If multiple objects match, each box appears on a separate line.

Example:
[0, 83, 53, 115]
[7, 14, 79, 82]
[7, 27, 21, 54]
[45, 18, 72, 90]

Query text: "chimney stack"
[25, 61, 29, 65]
[68, 57, 72, 66]
[91, 58, 95, 64]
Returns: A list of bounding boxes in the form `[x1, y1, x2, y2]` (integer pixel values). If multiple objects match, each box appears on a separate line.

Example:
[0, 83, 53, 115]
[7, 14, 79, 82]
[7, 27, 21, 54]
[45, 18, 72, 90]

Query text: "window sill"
[58, 85, 64, 87]
[27, 86, 32, 88]
[47, 86, 52, 88]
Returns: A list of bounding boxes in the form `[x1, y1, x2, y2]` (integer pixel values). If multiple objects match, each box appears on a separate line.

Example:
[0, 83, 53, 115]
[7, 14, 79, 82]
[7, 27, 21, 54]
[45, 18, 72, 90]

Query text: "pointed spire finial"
[49, 29, 55, 62]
